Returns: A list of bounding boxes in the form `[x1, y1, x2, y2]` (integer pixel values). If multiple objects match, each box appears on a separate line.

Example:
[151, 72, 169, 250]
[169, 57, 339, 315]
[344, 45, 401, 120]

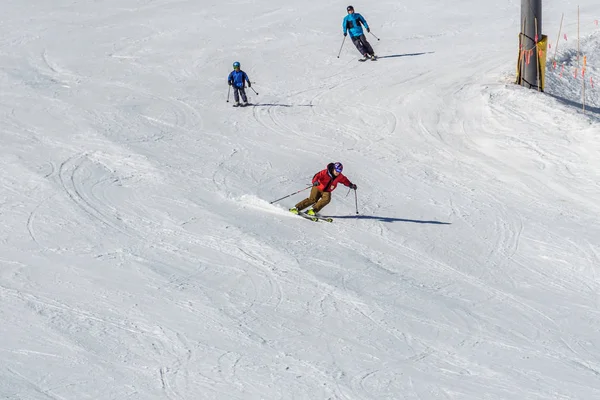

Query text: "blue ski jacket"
[343, 13, 369, 38]
[228, 70, 250, 89]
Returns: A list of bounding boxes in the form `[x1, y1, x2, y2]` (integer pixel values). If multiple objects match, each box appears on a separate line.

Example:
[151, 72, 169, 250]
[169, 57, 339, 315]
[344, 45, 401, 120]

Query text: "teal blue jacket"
[343, 13, 369, 38]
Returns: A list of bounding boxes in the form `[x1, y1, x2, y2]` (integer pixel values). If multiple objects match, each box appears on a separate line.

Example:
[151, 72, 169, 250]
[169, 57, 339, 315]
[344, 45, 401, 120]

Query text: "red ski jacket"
[312, 165, 353, 193]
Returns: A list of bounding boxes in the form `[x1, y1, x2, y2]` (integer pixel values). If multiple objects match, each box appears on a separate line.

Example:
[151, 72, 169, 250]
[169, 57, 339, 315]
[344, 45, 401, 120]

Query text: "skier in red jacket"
[289, 162, 357, 216]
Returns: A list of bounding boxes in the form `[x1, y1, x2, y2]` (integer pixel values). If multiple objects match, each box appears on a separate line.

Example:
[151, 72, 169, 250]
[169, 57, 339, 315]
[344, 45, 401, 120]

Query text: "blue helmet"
[233, 61, 240, 68]
[334, 162, 343, 173]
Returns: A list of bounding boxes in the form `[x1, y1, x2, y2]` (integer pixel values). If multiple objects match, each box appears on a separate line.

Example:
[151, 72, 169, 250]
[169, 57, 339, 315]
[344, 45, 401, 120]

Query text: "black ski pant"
[233, 86, 248, 103]
[351, 34, 374, 57]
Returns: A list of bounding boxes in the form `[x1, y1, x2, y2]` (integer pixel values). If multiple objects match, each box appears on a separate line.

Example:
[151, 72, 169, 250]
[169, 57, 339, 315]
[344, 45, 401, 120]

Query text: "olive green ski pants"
[295, 186, 331, 213]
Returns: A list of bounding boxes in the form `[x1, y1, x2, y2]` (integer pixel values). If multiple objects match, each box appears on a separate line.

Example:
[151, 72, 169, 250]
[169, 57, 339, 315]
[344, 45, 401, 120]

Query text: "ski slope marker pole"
[369, 31, 380, 41]
[269, 185, 312, 204]
[337, 36, 346, 58]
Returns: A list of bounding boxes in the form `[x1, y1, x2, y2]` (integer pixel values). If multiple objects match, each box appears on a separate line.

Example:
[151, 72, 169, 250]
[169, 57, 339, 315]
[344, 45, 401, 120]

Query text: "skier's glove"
[313, 181, 319, 186]
[343, 32, 347, 37]
[350, 184, 357, 190]
[228, 82, 232, 86]
[248, 82, 251, 87]
[367, 28, 370, 33]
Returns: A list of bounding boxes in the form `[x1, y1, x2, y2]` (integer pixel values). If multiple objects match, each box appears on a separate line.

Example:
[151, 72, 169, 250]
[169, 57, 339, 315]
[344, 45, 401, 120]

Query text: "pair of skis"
[359, 55, 378, 62]
[296, 211, 333, 223]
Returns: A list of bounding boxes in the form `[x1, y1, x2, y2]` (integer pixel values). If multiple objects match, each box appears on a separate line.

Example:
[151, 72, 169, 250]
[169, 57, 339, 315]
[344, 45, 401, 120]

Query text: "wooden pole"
[578, 6, 584, 113]
[553, 13, 564, 64]
[582, 56, 586, 113]
[577, 5, 580, 66]
[517, 18, 525, 85]
[583, 77, 585, 113]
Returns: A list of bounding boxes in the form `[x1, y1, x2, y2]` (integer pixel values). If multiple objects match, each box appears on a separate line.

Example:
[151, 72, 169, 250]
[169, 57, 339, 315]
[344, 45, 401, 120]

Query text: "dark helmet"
[233, 61, 240, 68]
[333, 162, 343, 173]
[347, 5, 354, 12]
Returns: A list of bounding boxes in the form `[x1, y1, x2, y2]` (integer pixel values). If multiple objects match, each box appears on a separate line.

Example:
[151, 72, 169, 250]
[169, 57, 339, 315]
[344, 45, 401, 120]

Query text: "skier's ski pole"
[249, 86, 259, 95]
[269, 185, 312, 204]
[369, 31, 380, 41]
[337, 36, 346, 58]
[226, 85, 231, 102]
[354, 189, 359, 214]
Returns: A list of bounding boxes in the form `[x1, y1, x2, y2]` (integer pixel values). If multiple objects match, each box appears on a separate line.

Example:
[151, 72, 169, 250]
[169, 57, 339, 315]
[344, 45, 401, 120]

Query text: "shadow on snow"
[326, 215, 451, 224]
[377, 52, 434, 59]
[545, 92, 600, 116]
[250, 103, 314, 107]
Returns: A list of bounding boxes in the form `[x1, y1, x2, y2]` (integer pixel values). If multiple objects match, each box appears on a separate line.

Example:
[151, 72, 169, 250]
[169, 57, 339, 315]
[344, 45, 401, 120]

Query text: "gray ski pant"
[351, 34, 374, 56]
[233, 87, 248, 103]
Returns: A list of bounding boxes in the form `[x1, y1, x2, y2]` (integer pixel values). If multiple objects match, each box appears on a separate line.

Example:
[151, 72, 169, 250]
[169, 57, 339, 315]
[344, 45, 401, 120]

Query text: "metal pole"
[337, 36, 346, 58]
[269, 185, 312, 204]
[519, 0, 542, 90]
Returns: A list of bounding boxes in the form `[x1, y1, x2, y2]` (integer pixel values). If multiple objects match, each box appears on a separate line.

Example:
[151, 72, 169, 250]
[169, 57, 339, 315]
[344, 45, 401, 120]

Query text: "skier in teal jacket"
[342, 5, 376, 60]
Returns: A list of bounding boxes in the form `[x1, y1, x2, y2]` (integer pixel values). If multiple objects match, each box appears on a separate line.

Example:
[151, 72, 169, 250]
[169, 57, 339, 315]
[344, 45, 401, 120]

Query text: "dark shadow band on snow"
[377, 52, 434, 59]
[545, 92, 600, 115]
[251, 103, 313, 107]
[326, 215, 451, 224]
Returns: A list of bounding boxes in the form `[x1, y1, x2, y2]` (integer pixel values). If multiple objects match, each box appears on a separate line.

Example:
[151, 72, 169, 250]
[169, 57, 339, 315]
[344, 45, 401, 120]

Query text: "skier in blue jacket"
[342, 5, 376, 60]
[227, 61, 251, 107]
